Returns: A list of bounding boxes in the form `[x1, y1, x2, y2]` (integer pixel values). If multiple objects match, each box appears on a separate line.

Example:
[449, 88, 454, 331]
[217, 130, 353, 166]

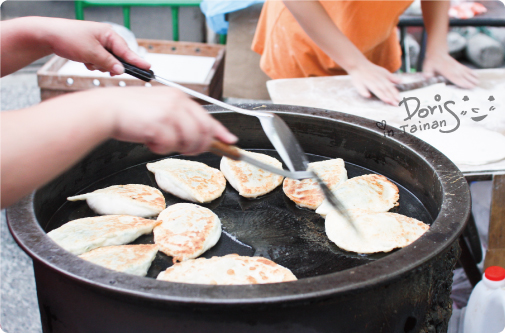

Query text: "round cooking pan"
[7, 105, 470, 333]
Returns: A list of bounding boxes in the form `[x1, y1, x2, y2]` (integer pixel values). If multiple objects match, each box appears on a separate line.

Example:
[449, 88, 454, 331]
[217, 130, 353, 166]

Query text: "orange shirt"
[252, 0, 413, 79]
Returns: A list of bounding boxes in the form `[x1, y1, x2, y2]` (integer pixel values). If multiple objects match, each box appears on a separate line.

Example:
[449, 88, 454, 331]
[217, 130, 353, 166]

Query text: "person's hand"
[39, 17, 150, 75]
[94, 87, 238, 155]
[423, 52, 479, 89]
[0, 86, 237, 208]
[347, 60, 401, 106]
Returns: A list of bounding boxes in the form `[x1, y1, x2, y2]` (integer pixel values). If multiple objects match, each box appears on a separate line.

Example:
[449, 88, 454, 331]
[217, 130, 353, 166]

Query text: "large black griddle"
[7, 105, 470, 332]
[46, 151, 432, 280]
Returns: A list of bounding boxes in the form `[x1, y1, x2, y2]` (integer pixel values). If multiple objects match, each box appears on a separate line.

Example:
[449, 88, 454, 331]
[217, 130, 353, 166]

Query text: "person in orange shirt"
[252, 0, 478, 105]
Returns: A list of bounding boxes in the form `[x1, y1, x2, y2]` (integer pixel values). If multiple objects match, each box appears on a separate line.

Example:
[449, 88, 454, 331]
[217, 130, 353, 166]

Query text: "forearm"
[1, 91, 114, 207]
[1, 17, 55, 76]
[421, 0, 450, 56]
[420, 1, 477, 88]
[2, 16, 151, 78]
[282, 0, 366, 71]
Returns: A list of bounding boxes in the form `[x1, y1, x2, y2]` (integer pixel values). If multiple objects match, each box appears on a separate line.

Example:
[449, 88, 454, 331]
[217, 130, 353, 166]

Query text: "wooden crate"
[37, 39, 226, 102]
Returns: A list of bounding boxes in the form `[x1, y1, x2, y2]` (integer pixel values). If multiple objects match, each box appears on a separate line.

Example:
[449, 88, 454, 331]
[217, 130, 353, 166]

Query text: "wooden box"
[37, 39, 226, 102]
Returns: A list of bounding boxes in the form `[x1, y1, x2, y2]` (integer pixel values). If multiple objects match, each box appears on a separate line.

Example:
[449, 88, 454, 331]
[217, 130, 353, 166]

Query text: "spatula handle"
[209, 140, 242, 161]
[112, 54, 154, 82]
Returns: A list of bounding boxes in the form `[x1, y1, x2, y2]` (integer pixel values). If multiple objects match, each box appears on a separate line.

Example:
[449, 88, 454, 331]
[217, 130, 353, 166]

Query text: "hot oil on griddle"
[46, 150, 433, 280]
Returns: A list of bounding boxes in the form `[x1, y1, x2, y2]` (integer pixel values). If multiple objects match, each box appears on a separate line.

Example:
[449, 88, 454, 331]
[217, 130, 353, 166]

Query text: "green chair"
[75, 0, 226, 43]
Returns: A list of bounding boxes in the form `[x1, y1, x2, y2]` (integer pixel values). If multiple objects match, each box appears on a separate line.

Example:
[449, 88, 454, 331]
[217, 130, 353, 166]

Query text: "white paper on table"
[267, 70, 505, 171]
[57, 53, 216, 84]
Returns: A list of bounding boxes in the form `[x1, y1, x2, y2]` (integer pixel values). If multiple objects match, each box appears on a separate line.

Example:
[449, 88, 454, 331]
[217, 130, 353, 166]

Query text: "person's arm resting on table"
[421, 0, 478, 88]
[283, 0, 401, 105]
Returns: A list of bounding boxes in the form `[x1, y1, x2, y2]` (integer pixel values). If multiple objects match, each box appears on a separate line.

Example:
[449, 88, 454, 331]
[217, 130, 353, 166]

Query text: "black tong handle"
[112, 54, 154, 82]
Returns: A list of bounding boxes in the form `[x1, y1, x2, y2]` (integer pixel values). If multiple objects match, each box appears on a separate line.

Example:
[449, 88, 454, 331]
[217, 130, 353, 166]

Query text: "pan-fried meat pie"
[157, 254, 297, 285]
[220, 151, 284, 198]
[47, 215, 161, 255]
[146, 158, 226, 203]
[325, 209, 429, 253]
[67, 184, 165, 217]
[316, 174, 399, 217]
[154, 203, 221, 262]
[283, 158, 347, 210]
[79, 244, 158, 276]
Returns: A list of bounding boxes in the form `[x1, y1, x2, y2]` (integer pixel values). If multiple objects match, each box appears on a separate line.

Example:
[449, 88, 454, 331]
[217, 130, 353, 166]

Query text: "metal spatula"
[209, 141, 353, 225]
[114, 56, 354, 224]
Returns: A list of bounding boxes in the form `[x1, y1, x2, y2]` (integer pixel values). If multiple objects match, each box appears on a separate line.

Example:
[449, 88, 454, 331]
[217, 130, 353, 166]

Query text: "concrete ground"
[1, 211, 41, 333]
[1, 66, 42, 332]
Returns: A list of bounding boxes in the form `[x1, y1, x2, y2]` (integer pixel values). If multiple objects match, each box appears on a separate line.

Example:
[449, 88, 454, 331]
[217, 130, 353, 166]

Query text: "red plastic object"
[485, 266, 505, 281]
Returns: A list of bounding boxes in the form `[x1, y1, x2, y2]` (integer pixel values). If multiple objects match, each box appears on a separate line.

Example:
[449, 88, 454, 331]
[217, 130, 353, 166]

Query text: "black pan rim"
[6, 104, 470, 305]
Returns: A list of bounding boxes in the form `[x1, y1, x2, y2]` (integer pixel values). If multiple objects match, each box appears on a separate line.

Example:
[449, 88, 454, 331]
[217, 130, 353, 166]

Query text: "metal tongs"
[114, 55, 354, 224]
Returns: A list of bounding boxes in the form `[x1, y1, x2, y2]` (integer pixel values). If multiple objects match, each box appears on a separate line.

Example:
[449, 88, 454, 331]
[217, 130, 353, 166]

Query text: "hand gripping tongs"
[114, 55, 355, 225]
